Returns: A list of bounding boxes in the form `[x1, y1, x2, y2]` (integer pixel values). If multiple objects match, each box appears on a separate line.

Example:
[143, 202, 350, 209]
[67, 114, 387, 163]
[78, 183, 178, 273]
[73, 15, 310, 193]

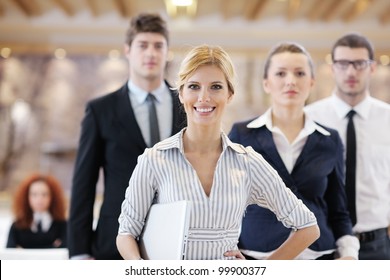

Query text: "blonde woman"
[117, 44, 319, 260]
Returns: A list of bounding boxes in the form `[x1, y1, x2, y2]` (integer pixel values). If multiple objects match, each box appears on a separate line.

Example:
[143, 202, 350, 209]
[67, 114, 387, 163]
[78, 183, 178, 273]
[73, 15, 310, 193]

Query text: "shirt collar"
[247, 108, 271, 129]
[32, 211, 52, 232]
[305, 114, 331, 136]
[247, 108, 330, 136]
[127, 80, 166, 103]
[330, 92, 371, 120]
[156, 128, 246, 154]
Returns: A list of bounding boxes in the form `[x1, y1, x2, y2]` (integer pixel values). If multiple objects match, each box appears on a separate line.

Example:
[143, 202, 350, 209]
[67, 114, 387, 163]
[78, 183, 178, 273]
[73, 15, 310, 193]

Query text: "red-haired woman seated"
[6, 173, 67, 248]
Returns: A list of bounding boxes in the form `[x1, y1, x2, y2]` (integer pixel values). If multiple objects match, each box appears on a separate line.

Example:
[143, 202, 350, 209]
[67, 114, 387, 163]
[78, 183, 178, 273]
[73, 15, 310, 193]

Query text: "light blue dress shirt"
[127, 80, 173, 147]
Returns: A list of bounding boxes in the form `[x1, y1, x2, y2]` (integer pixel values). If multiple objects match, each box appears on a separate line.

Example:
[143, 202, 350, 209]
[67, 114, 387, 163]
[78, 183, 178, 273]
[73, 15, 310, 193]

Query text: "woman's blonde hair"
[175, 45, 236, 95]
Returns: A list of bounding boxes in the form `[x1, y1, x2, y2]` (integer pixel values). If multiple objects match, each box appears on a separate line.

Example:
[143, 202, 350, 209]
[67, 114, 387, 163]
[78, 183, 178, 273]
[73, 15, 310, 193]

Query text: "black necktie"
[345, 110, 357, 225]
[146, 93, 160, 146]
[37, 221, 43, 232]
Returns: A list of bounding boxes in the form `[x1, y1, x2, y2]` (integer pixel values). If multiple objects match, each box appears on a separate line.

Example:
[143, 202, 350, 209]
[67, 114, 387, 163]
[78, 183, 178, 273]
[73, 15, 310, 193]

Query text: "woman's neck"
[183, 125, 222, 154]
[271, 106, 305, 143]
[272, 104, 305, 124]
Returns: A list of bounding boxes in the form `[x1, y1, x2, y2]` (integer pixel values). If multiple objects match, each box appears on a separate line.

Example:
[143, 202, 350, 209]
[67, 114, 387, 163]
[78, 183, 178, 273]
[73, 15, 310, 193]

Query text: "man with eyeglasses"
[305, 33, 390, 260]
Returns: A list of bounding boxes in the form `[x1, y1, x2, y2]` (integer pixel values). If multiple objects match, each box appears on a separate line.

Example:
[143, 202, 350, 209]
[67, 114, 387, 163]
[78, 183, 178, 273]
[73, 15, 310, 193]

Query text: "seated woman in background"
[6, 173, 67, 249]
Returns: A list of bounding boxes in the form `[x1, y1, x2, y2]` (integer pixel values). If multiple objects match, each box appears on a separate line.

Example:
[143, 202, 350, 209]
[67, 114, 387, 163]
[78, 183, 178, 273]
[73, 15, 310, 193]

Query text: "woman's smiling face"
[179, 65, 233, 127]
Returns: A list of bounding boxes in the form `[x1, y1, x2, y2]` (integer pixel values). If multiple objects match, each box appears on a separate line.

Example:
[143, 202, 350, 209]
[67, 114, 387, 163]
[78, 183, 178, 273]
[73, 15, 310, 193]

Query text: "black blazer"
[229, 119, 353, 253]
[7, 221, 67, 249]
[68, 82, 186, 259]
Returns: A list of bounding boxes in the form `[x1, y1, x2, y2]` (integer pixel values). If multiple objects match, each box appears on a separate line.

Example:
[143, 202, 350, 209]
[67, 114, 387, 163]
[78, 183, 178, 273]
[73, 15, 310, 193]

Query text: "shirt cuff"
[335, 235, 360, 259]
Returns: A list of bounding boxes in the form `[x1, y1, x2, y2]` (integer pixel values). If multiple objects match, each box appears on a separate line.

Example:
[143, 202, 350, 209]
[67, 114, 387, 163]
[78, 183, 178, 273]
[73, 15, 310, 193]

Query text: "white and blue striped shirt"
[118, 128, 317, 260]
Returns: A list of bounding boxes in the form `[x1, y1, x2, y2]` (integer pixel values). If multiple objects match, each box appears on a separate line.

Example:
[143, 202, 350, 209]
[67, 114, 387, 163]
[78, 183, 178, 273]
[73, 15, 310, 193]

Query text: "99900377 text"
[218, 266, 266, 276]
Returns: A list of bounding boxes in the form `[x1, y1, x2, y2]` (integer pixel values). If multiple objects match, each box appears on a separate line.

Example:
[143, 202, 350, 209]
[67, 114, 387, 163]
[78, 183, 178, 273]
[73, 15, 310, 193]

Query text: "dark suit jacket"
[7, 221, 67, 249]
[68, 82, 186, 259]
[229, 119, 353, 253]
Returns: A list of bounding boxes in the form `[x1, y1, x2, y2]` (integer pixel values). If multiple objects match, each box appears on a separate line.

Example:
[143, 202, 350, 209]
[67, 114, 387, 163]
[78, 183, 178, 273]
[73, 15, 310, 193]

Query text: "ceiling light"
[1, 47, 11, 58]
[165, 0, 197, 18]
[172, 0, 193, 6]
[379, 55, 389, 66]
[54, 48, 66, 59]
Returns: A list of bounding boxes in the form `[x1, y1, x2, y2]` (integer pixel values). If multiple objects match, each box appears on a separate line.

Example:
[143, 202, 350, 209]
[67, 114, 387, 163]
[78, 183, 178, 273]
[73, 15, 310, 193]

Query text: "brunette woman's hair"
[263, 42, 315, 79]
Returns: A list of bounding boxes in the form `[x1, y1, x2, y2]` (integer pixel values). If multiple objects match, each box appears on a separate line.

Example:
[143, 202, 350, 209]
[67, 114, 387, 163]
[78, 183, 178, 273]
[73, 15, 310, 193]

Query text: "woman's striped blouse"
[118, 129, 317, 260]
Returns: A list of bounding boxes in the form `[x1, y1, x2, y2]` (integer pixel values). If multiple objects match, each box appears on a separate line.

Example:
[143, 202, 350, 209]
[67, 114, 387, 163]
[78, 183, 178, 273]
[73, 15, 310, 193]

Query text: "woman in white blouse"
[116, 44, 320, 260]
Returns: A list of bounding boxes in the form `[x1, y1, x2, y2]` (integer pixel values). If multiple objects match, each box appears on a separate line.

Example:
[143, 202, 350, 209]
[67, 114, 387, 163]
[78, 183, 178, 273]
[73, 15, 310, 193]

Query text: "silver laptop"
[138, 200, 191, 260]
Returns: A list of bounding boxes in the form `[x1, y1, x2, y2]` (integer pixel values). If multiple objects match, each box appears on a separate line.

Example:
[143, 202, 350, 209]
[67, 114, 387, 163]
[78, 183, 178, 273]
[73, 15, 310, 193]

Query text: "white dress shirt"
[118, 129, 317, 260]
[305, 94, 390, 233]
[249, 108, 330, 173]
[128, 80, 173, 147]
[31, 211, 52, 233]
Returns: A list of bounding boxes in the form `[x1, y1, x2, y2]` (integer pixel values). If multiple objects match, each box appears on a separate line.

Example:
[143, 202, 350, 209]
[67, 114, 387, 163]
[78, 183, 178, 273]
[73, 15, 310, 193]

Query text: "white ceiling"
[0, 0, 389, 55]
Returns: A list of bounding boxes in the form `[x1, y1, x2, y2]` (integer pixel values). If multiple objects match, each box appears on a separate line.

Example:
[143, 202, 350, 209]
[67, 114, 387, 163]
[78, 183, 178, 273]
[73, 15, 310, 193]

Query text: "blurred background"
[1, 0, 390, 247]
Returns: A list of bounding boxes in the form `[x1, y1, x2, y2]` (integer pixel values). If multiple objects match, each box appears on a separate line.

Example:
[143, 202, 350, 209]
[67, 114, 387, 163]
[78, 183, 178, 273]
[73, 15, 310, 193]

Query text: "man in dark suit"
[68, 13, 186, 260]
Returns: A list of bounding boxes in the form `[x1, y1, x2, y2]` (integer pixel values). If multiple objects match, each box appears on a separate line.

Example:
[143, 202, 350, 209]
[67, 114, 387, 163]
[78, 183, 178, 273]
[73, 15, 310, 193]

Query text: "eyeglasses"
[332, 59, 373, 71]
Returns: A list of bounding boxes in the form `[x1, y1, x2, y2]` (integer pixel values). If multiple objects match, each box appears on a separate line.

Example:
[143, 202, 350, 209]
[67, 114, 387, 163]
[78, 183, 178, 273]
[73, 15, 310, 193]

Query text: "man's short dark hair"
[125, 13, 169, 46]
[331, 33, 374, 61]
